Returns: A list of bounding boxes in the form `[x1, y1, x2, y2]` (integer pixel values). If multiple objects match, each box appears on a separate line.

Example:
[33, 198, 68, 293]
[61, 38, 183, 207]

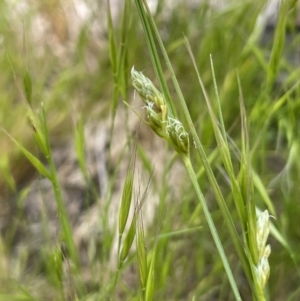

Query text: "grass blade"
[1, 128, 51, 179]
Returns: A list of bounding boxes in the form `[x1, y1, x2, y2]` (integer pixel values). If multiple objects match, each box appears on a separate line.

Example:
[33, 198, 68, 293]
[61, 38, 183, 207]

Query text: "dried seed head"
[166, 117, 189, 156]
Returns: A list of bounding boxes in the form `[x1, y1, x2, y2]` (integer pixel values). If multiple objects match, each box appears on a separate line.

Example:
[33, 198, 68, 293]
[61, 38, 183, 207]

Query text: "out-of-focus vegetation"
[0, 0, 300, 300]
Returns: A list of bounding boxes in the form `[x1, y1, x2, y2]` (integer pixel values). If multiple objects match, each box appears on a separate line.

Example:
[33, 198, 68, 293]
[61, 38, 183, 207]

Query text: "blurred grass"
[0, 0, 300, 300]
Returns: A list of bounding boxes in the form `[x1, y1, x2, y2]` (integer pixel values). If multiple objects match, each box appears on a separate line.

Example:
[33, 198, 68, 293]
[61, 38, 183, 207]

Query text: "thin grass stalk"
[39, 105, 87, 297]
[251, 79, 300, 154]
[134, 0, 176, 118]
[187, 45, 249, 230]
[40, 105, 79, 268]
[182, 156, 242, 301]
[1, 128, 51, 180]
[136, 212, 147, 297]
[266, 0, 288, 93]
[107, 0, 130, 156]
[118, 0, 131, 143]
[74, 117, 89, 183]
[110, 171, 152, 299]
[74, 118, 100, 218]
[110, 150, 136, 299]
[107, 0, 118, 107]
[117, 142, 137, 272]
[145, 250, 155, 301]
[210, 55, 227, 145]
[182, 39, 255, 289]
[237, 74, 258, 261]
[193, 51, 266, 299]
[109, 214, 137, 301]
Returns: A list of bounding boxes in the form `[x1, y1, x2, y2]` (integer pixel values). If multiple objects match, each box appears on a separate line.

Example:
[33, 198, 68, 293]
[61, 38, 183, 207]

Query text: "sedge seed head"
[145, 102, 166, 138]
[131, 67, 190, 156]
[131, 67, 169, 137]
[166, 117, 189, 156]
[131, 67, 165, 109]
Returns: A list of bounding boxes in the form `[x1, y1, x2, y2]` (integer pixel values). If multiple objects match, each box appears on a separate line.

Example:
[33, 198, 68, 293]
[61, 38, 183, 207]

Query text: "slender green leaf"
[266, 0, 288, 92]
[1, 128, 51, 179]
[23, 69, 32, 106]
[119, 151, 135, 235]
[145, 250, 155, 301]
